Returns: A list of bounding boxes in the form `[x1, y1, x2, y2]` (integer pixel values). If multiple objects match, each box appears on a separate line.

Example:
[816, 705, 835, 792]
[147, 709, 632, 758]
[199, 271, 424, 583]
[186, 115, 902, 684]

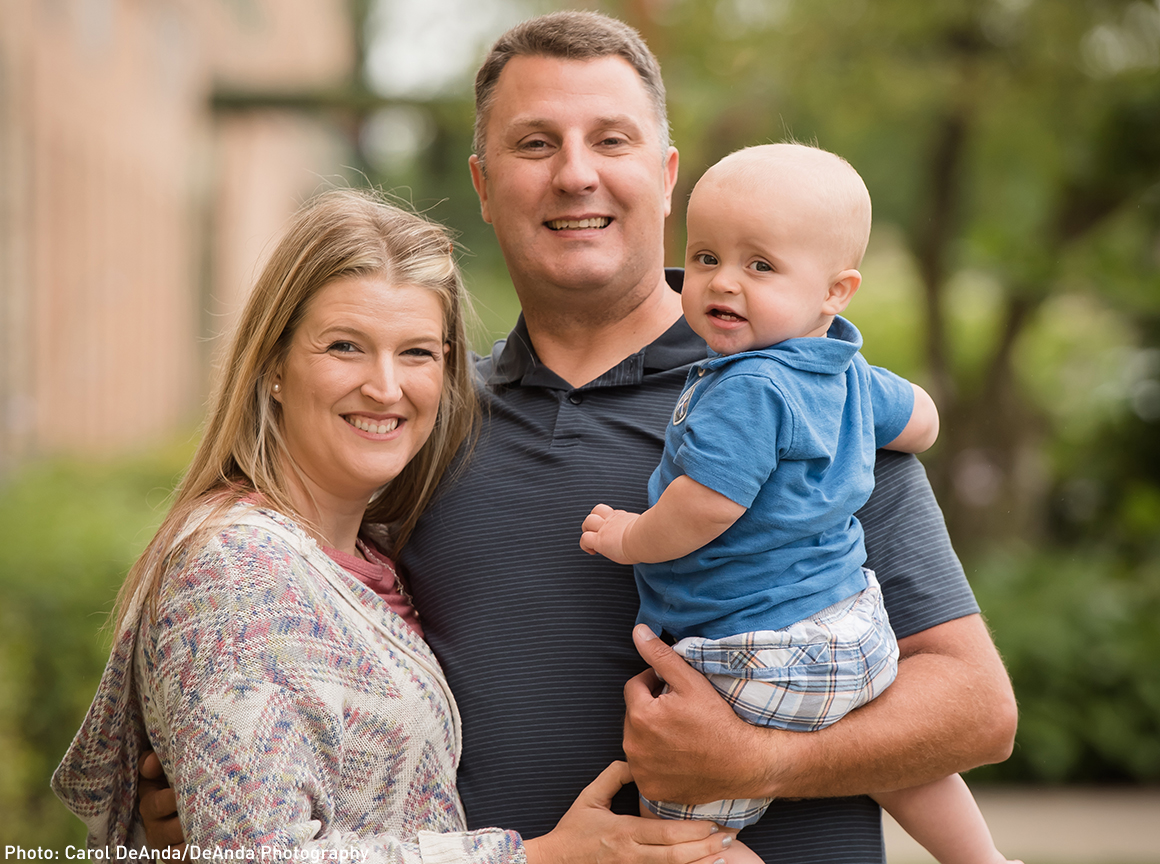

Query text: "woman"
[52, 190, 729, 863]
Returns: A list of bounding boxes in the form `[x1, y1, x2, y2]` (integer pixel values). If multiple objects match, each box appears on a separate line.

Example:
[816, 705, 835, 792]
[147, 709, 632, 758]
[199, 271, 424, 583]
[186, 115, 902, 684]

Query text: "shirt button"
[698, 368, 706, 377]
[568, 393, 583, 405]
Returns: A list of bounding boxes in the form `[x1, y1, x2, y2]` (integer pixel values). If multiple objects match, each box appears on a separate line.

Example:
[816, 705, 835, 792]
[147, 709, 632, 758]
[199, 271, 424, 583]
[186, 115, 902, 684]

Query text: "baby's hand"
[580, 504, 642, 565]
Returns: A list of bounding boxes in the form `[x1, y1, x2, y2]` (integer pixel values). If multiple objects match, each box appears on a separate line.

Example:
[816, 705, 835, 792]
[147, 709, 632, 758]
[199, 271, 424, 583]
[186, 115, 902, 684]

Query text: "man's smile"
[545, 217, 613, 230]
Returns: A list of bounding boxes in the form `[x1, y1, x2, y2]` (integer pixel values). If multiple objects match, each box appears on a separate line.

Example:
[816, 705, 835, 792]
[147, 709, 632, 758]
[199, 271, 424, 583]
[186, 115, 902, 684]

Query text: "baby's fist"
[580, 505, 640, 564]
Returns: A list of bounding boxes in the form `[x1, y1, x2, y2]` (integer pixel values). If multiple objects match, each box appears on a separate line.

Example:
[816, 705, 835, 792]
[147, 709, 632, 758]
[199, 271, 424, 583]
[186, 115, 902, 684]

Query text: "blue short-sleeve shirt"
[636, 316, 914, 640]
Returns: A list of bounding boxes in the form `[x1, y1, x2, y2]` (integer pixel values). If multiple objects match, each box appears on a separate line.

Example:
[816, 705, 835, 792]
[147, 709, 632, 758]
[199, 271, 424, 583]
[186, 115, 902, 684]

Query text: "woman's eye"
[328, 341, 358, 353]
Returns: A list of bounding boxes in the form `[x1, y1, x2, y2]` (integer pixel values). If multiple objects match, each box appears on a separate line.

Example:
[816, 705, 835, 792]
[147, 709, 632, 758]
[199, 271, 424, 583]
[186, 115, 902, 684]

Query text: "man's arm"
[138, 752, 186, 849]
[623, 616, 1016, 804]
[623, 450, 1016, 804]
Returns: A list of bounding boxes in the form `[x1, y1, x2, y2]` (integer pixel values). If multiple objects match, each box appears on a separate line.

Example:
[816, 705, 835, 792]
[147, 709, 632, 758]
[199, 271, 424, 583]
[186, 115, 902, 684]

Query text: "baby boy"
[581, 143, 1016, 864]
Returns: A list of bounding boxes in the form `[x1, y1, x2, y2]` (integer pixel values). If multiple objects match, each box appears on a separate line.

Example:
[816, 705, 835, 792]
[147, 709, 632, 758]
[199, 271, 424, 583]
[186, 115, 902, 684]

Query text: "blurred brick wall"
[0, 0, 353, 466]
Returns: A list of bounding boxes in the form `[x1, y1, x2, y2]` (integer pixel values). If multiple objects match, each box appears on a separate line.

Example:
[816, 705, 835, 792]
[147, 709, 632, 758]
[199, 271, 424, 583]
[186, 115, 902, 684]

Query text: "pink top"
[234, 496, 421, 638]
[323, 538, 424, 639]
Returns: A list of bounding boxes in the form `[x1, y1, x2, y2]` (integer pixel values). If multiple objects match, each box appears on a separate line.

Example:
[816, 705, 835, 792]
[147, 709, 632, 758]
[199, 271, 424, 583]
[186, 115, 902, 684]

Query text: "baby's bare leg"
[874, 774, 1021, 864]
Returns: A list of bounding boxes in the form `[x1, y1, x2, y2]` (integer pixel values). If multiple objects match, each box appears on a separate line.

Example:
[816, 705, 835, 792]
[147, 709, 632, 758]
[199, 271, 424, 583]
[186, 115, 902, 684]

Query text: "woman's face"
[273, 274, 447, 509]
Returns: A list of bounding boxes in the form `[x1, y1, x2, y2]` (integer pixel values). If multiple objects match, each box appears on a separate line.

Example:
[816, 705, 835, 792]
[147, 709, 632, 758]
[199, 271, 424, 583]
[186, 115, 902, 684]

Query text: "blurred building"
[0, 0, 355, 467]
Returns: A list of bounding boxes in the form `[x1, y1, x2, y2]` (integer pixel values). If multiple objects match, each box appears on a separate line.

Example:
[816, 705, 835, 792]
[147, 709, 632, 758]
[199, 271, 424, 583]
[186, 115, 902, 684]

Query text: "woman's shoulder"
[162, 502, 321, 601]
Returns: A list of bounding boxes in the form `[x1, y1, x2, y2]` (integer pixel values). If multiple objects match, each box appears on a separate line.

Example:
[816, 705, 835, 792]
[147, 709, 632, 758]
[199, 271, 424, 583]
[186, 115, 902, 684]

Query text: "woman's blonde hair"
[112, 188, 477, 634]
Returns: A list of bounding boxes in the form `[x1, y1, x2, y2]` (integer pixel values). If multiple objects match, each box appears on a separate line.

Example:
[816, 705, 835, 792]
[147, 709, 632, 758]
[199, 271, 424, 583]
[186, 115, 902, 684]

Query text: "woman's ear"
[823, 269, 862, 316]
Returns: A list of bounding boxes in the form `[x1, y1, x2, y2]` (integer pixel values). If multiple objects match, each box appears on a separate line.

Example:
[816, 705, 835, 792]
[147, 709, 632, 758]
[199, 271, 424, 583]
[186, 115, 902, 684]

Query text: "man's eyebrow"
[507, 115, 645, 132]
[509, 117, 553, 131]
[595, 114, 644, 130]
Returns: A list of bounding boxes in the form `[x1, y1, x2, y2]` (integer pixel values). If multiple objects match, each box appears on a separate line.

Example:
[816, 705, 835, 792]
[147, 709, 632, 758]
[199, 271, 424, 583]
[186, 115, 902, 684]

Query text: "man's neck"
[519, 272, 683, 388]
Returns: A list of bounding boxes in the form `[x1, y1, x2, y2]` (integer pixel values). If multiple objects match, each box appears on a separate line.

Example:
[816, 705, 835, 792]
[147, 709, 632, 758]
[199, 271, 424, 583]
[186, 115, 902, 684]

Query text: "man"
[143, 11, 1016, 862]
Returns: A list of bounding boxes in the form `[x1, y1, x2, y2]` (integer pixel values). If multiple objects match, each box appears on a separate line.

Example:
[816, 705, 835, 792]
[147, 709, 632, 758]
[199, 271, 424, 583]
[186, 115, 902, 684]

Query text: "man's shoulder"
[471, 344, 501, 381]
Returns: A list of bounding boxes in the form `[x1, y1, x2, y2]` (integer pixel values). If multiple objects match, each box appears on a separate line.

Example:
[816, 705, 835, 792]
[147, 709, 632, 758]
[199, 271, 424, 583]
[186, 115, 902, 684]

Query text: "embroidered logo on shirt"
[672, 382, 698, 425]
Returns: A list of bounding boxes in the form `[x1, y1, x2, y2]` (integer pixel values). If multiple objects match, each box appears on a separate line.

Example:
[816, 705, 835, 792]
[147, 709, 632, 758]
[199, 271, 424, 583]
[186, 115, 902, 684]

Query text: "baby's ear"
[823, 269, 862, 315]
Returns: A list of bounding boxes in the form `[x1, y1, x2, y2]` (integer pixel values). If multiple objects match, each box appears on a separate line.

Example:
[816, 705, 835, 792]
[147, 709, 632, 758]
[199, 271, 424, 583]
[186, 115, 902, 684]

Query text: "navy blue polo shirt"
[399, 270, 978, 864]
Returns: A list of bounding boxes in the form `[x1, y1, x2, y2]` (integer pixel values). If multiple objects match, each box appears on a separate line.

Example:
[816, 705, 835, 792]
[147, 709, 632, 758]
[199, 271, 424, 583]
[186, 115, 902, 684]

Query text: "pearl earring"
[272, 383, 281, 394]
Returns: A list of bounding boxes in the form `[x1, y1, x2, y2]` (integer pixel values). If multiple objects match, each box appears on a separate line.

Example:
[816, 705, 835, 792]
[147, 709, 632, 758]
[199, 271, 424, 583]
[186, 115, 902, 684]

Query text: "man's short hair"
[472, 10, 670, 169]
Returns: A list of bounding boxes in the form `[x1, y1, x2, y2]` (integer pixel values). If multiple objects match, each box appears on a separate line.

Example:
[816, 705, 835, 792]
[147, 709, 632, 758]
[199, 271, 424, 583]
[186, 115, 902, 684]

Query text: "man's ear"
[823, 269, 862, 316]
[661, 146, 680, 218]
[468, 155, 492, 225]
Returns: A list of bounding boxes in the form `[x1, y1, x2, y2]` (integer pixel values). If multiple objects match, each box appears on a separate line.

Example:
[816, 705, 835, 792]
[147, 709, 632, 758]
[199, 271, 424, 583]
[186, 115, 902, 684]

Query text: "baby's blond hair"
[699, 143, 872, 270]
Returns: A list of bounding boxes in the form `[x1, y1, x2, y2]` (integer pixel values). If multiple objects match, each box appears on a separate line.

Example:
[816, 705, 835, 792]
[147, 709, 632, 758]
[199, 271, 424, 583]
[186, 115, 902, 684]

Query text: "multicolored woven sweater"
[52, 505, 526, 862]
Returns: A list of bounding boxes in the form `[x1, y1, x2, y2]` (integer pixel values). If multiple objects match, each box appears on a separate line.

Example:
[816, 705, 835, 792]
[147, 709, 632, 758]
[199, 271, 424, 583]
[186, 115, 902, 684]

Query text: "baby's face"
[682, 173, 842, 355]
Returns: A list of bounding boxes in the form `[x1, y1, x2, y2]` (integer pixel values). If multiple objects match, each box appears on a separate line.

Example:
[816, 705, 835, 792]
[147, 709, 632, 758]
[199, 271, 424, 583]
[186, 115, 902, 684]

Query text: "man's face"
[470, 55, 678, 298]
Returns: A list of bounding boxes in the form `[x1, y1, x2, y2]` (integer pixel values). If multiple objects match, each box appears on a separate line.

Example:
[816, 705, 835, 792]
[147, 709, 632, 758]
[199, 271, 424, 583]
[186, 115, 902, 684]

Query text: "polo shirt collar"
[485, 269, 707, 390]
[700, 315, 864, 376]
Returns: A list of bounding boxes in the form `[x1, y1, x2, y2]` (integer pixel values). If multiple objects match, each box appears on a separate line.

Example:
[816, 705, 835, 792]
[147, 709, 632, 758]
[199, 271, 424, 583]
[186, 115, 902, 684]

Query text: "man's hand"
[580, 504, 642, 565]
[138, 751, 186, 850]
[623, 615, 1017, 803]
[623, 625, 774, 804]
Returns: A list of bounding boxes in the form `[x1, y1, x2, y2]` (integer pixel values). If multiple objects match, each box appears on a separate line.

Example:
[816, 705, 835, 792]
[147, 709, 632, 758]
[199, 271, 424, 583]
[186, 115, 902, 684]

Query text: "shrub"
[0, 447, 187, 844]
[969, 547, 1160, 784]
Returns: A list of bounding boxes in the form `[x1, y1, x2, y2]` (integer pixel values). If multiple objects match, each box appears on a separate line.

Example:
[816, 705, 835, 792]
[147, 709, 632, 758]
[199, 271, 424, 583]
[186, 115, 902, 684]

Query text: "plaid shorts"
[641, 570, 899, 828]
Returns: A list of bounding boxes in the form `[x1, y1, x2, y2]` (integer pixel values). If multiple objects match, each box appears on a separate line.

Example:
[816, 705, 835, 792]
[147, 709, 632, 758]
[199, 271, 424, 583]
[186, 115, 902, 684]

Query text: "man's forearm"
[624, 615, 1017, 804]
[747, 614, 1016, 799]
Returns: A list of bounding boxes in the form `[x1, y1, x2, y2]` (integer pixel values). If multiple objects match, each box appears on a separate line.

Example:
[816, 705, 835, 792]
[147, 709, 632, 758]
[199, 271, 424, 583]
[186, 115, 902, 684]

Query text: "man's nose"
[553, 138, 599, 194]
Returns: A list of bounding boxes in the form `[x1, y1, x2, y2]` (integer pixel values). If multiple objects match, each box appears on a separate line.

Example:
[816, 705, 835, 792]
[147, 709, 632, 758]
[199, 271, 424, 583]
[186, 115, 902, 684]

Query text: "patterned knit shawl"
[50, 505, 514, 859]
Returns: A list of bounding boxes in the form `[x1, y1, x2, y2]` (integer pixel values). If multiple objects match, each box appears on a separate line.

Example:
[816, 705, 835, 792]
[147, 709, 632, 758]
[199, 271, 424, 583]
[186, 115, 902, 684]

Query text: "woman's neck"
[282, 469, 369, 557]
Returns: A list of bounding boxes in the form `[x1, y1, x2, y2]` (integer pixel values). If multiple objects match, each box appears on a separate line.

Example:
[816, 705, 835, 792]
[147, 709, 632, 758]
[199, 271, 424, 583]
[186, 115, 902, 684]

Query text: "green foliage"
[362, 0, 1160, 787]
[626, 0, 1160, 551]
[0, 446, 189, 843]
[969, 548, 1160, 783]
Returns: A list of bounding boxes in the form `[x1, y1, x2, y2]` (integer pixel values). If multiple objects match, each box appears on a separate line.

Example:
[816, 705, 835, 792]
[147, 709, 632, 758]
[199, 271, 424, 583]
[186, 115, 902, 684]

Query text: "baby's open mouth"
[709, 308, 746, 322]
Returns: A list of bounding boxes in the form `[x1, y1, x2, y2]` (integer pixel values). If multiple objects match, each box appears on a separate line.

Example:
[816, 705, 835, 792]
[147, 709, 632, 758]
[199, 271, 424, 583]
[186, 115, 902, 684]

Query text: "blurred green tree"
[610, 0, 1160, 554]
[351, 0, 1160, 783]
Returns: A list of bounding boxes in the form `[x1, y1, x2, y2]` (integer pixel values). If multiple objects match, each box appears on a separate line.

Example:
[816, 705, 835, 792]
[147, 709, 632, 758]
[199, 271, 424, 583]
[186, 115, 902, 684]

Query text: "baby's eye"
[751, 260, 774, 272]
[694, 253, 719, 267]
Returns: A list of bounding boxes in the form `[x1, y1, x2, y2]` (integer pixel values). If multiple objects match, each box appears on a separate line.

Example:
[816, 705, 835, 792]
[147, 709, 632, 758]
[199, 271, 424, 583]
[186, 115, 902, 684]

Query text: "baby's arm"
[580, 475, 746, 565]
[874, 775, 1020, 864]
[883, 383, 940, 453]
